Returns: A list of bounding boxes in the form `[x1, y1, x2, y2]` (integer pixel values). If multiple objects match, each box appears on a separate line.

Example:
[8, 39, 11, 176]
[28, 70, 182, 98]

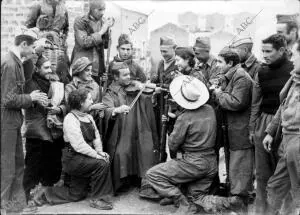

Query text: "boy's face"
[216, 56, 231, 74]
[118, 44, 132, 60]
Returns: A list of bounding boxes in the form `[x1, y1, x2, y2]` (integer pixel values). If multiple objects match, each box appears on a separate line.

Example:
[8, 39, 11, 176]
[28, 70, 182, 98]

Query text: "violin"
[124, 80, 156, 95]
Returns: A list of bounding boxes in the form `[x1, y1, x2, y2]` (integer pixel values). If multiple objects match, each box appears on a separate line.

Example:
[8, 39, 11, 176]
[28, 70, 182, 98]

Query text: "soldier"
[107, 34, 146, 87]
[264, 39, 300, 215]
[151, 36, 178, 143]
[71, 0, 114, 84]
[140, 76, 218, 213]
[193, 37, 220, 86]
[276, 14, 299, 60]
[231, 37, 261, 79]
[249, 34, 293, 214]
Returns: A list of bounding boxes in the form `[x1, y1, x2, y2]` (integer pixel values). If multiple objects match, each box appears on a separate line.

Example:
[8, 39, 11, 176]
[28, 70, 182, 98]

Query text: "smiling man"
[107, 34, 146, 86]
[276, 14, 299, 60]
[249, 34, 294, 214]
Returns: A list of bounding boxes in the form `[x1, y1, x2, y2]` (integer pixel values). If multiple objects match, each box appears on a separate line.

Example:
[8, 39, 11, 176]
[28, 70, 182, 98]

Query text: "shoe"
[22, 201, 38, 214]
[139, 187, 161, 200]
[174, 195, 190, 214]
[89, 199, 113, 210]
[159, 197, 174, 206]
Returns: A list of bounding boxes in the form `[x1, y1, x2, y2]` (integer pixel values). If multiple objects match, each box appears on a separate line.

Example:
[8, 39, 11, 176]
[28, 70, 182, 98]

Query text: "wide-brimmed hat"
[169, 75, 209, 110]
[71, 57, 92, 76]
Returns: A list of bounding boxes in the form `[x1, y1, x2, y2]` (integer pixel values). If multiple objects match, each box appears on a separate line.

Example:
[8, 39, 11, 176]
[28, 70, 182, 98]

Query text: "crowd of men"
[1, 0, 300, 214]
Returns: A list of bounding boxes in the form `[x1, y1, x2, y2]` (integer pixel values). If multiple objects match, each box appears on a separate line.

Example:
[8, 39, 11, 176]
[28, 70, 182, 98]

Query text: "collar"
[10, 46, 24, 63]
[244, 54, 257, 68]
[225, 64, 240, 81]
[71, 110, 91, 123]
[73, 76, 93, 87]
[163, 56, 175, 64]
[109, 81, 125, 94]
[206, 55, 215, 67]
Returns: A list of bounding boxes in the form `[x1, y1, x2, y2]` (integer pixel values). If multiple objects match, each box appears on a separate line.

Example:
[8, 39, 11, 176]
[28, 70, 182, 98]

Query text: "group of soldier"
[1, 0, 300, 214]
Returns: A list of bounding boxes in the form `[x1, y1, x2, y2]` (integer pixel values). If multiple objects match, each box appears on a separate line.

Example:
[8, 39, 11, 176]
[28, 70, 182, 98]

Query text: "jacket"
[214, 65, 253, 150]
[71, 14, 109, 77]
[1, 51, 32, 129]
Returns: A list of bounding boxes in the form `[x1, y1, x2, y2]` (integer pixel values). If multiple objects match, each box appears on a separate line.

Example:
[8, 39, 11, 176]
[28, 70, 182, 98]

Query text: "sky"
[113, 0, 298, 32]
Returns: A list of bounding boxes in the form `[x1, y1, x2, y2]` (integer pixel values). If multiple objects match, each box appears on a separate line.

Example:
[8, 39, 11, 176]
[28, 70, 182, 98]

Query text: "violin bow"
[128, 85, 146, 110]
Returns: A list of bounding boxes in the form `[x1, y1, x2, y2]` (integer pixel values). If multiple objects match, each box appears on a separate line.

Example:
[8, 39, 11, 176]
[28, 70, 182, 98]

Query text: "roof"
[151, 22, 188, 34]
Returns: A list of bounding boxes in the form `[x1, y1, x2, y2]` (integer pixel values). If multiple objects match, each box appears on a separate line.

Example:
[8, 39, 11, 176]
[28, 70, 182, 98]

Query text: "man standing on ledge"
[71, 0, 114, 84]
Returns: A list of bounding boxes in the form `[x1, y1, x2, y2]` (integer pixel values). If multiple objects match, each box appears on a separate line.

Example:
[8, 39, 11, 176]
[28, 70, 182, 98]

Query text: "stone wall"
[1, 0, 89, 57]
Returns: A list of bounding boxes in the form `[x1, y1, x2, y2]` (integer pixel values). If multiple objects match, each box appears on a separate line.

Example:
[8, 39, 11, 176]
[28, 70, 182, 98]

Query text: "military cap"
[89, 0, 106, 10]
[160, 36, 177, 49]
[118, 34, 133, 47]
[276, 13, 299, 24]
[193, 37, 211, 51]
[230, 37, 253, 48]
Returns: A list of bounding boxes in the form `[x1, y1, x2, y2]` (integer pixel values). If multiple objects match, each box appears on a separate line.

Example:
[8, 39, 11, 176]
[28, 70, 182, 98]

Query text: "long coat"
[1, 51, 32, 206]
[71, 14, 109, 78]
[214, 65, 253, 150]
[103, 81, 159, 191]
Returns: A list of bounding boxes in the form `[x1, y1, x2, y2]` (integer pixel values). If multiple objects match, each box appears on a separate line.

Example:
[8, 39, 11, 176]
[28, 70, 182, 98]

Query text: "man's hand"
[99, 17, 114, 35]
[96, 151, 110, 162]
[262, 134, 273, 152]
[249, 132, 255, 145]
[47, 106, 61, 115]
[155, 87, 162, 94]
[102, 73, 108, 82]
[30, 90, 49, 105]
[54, 179, 64, 187]
[89, 103, 106, 111]
[161, 114, 168, 122]
[113, 105, 130, 115]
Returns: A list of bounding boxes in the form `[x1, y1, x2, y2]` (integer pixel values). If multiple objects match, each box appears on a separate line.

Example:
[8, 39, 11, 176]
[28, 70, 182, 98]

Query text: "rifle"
[159, 91, 169, 163]
[98, 26, 113, 135]
[221, 108, 231, 196]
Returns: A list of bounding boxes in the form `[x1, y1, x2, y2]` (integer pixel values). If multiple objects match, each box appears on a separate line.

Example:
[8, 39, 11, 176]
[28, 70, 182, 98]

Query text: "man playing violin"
[102, 62, 159, 194]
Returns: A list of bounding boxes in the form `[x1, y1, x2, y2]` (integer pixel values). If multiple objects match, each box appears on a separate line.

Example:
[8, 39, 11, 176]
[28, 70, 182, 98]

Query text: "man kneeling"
[140, 75, 219, 213]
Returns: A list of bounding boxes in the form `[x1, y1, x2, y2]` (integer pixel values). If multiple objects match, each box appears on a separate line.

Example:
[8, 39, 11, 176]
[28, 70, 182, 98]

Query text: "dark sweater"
[258, 56, 293, 114]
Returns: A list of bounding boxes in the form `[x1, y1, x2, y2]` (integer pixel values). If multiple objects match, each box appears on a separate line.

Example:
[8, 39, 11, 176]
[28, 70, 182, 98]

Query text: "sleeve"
[215, 75, 251, 111]
[63, 114, 99, 158]
[107, 62, 114, 87]
[265, 104, 282, 137]
[1, 63, 32, 109]
[62, 12, 69, 37]
[102, 91, 116, 119]
[136, 64, 147, 83]
[64, 83, 74, 105]
[73, 17, 103, 49]
[25, 3, 41, 28]
[249, 73, 263, 133]
[90, 116, 103, 153]
[168, 115, 189, 153]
